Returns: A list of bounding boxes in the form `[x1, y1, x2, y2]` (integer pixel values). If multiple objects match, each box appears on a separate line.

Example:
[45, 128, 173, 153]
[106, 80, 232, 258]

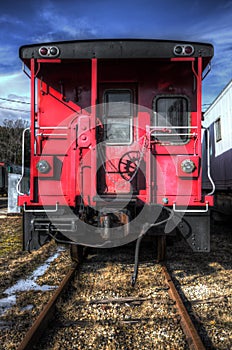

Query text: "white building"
[203, 79, 232, 158]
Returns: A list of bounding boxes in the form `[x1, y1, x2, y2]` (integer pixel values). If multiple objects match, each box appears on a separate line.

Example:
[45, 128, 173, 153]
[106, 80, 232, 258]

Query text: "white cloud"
[0, 71, 30, 123]
[0, 71, 29, 97]
[33, 2, 99, 43]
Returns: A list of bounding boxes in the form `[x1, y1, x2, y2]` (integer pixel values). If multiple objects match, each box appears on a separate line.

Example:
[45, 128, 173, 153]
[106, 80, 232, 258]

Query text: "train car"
[0, 162, 20, 196]
[0, 162, 8, 196]
[0, 162, 29, 205]
[202, 79, 232, 218]
[18, 39, 214, 261]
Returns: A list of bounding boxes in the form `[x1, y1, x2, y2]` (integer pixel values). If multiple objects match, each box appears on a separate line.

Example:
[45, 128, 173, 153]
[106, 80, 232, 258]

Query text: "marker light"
[174, 45, 182, 55]
[39, 46, 59, 57]
[39, 47, 49, 56]
[181, 159, 196, 173]
[184, 45, 194, 55]
[36, 160, 51, 174]
[50, 46, 59, 56]
[173, 44, 194, 56]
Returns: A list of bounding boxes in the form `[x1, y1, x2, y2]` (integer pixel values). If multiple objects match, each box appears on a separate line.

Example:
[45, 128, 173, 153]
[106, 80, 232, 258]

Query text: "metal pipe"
[131, 231, 146, 287]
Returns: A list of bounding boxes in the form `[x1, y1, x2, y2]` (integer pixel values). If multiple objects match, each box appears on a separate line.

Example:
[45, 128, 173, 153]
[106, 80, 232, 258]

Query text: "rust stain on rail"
[17, 263, 77, 350]
[162, 265, 205, 350]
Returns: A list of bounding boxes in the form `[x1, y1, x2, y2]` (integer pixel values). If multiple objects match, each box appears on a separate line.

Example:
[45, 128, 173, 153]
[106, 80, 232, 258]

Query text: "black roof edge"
[19, 38, 214, 62]
[19, 38, 214, 50]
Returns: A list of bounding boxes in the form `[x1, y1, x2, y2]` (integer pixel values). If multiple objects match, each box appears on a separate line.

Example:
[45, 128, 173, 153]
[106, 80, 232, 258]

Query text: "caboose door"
[97, 84, 140, 196]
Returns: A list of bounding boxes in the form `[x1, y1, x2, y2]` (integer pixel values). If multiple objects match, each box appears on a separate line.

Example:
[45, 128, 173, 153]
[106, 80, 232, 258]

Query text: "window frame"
[152, 94, 191, 144]
[103, 89, 133, 145]
[214, 117, 222, 143]
[104, 116, 133, 145]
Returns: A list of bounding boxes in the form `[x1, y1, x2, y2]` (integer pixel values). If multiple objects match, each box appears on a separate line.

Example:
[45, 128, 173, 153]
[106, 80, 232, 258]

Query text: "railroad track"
[17, 243, 205, 350]
[17, 263, 77, 350]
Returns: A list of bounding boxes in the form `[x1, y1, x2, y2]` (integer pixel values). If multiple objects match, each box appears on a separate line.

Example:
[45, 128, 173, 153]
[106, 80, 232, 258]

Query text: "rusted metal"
[162, 265, 206, 350]
[157, 236, 167, 262]
[17, 263, 77, 350]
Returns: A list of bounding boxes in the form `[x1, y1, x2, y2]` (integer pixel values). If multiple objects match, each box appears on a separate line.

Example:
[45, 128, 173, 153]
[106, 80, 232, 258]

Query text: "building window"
[215, 118, 222, 142]
[152, 95, 190, 143]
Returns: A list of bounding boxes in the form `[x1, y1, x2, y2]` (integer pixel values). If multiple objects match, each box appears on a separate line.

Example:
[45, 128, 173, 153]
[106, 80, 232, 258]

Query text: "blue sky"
[0, 0, 231, 122]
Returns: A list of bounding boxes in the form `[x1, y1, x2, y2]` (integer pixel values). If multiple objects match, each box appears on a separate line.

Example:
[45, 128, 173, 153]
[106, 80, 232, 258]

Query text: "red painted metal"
[91, 58, 97, 205]
[197, 57, 203, 202]
[37, 59, 61, 63]
[18, 42, 212, 214]
[30, 58, 36, 203]
[170, 57, 195, 62]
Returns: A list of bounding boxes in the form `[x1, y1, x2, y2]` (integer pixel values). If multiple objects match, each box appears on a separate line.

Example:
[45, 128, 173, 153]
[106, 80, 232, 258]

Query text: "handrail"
[23, 202, 59, 213]
[206, 128, 215, 195]
[36, 133, 68, 137]
[150, 133, 196, 137]
[173, 202, 209, 213]
[149, 126, 197, 136]
[16, 127, 30, 196]
[202, 63, 211, 81]
[148, 126, 198, 129]
[36, 126, 69, 129]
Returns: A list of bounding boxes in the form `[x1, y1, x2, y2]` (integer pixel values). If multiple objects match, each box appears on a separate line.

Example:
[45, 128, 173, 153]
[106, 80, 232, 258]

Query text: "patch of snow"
[0, 251, 61, 316]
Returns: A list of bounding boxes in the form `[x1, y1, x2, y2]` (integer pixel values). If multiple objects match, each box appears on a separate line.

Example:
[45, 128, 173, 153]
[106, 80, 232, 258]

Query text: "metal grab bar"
[205, 128, 215, 195]
[23, 202, 59, 213]
[36, 126, 69, 129]
[148, 125, 198, 139]
[150, 133, 197, 137]
[36, 133, 68, 137]
[148, 126, 198, 129]
[17, 127, 30, 196]
[173, 202, 209, 213]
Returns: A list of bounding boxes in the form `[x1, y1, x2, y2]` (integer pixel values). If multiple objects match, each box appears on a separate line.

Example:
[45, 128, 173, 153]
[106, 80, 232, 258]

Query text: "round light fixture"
[181, 159, 196, 173]
[39, 46, 59, 57]
[173, 44, 194, 56]
[36, 160, 51, 174]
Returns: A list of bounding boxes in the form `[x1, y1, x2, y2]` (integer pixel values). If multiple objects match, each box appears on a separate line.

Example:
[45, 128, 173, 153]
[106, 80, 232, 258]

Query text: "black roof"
[19, 39, 213, 68]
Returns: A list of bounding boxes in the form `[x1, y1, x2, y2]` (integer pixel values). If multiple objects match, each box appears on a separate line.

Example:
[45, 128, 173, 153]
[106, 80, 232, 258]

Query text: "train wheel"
[70, 244, 84, 264]
[157, 236, 166, 262]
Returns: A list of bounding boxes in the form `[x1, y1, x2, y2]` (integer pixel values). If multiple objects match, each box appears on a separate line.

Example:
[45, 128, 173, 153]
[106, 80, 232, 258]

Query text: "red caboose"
[18, 39, 214, 259]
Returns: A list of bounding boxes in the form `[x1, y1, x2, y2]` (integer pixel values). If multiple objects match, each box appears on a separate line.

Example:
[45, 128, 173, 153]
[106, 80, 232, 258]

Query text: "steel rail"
[162, 265, 205, 350]
[17, 263, 77, 350]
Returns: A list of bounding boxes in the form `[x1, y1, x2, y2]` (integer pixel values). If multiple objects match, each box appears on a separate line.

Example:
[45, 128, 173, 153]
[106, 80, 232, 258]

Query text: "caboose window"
[105, 90, 132, 117]
[106, 117, 132, 144]
[152, 96, 190, 143]
[104, 90, 133, 144]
